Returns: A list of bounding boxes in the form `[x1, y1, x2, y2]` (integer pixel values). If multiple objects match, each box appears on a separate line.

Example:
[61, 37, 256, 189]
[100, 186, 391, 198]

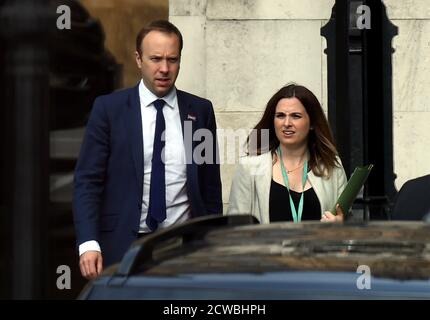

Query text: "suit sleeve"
[227, 162, 252, 216]
[73, 96, 110, 246]
[200, 101, 223, 214]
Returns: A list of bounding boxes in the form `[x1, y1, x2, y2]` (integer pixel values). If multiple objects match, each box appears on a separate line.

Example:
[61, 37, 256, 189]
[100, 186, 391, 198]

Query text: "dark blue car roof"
[79, 215, 430, 300]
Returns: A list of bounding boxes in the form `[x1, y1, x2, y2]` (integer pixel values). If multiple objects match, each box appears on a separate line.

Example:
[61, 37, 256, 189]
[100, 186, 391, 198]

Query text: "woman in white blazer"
[227, 83, 347, 223]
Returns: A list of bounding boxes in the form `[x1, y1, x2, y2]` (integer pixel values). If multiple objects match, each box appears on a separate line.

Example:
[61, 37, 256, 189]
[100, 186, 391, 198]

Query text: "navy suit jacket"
[73, 85, 222, 266]
[391, 174, 430, 221]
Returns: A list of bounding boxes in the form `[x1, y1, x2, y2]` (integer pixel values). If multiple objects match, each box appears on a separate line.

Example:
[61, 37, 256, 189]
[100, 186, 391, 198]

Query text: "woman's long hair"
[247, 83, 340, 177]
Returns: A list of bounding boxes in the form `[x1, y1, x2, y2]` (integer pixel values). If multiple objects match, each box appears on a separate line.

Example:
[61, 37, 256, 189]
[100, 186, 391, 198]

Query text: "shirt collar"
[138, 80, 176, 109]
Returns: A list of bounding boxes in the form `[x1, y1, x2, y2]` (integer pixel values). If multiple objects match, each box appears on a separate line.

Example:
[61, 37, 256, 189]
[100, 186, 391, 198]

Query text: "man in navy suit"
[73, 20, 222, 279]
[391, 174, 430, 221]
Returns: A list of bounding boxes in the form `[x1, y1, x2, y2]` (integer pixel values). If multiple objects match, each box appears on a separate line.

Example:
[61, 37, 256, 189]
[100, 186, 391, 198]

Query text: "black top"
[269, 179, 321, 222]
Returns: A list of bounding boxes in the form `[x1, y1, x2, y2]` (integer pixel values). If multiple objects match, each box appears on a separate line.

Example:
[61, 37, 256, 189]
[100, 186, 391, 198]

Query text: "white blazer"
[226, 152, 347, 223]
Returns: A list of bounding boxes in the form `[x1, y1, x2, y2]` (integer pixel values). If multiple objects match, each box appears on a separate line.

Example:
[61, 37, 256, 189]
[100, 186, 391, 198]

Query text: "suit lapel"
[177, 90, 199, 215]
[126, 84, 144, 196]
[176, 90, 192, 137]
[177, 90, 195, 165]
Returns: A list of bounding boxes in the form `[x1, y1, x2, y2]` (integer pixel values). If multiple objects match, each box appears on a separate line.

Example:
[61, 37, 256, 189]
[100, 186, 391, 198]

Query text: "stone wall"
[384, 0, 430, 189]
[170, 0, 430, 210]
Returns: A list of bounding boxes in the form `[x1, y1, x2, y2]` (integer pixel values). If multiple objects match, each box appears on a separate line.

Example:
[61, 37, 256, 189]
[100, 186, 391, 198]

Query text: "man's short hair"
[136, 20, 183, 56]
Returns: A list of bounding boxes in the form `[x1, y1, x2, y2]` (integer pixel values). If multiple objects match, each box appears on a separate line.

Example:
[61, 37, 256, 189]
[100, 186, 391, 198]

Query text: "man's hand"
[320, 204, 344, 223]
[79, 251, 103, 280]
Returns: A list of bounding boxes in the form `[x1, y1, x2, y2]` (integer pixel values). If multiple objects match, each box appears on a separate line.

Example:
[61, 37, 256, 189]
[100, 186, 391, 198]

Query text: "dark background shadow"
[1, 0, 167, 299]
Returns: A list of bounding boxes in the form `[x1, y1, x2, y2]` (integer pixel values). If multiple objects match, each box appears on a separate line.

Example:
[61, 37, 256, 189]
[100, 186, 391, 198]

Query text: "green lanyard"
[277, 146, 308, 223]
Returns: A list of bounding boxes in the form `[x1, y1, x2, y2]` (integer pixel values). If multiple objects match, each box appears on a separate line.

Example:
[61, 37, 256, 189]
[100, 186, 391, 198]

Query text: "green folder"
[332, 164, 374, 215]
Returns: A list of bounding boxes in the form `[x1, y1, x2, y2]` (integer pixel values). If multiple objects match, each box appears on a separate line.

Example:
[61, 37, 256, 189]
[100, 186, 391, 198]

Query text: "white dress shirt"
[79, 81, 190, 256]
[138, 81, 190, 232]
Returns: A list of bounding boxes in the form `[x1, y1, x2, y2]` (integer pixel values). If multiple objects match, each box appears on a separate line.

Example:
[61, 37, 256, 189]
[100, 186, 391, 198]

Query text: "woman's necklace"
[279, 150, 306, 174]
[286, 162, 304, 174]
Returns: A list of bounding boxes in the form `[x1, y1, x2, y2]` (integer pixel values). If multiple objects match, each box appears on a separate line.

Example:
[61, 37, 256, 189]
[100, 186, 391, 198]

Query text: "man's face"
[135, 30, 181, 97]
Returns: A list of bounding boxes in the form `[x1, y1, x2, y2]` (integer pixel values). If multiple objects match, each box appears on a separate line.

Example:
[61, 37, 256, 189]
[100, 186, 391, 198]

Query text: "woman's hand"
[320, 204, 344, 223]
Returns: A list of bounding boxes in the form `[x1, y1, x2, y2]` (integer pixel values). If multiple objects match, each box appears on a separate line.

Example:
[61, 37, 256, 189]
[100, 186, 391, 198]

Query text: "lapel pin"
[187, 113, 197, 121]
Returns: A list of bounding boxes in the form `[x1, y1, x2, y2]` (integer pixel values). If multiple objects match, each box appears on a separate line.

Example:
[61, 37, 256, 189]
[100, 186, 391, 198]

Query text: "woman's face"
[274, 97, 311, 149]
